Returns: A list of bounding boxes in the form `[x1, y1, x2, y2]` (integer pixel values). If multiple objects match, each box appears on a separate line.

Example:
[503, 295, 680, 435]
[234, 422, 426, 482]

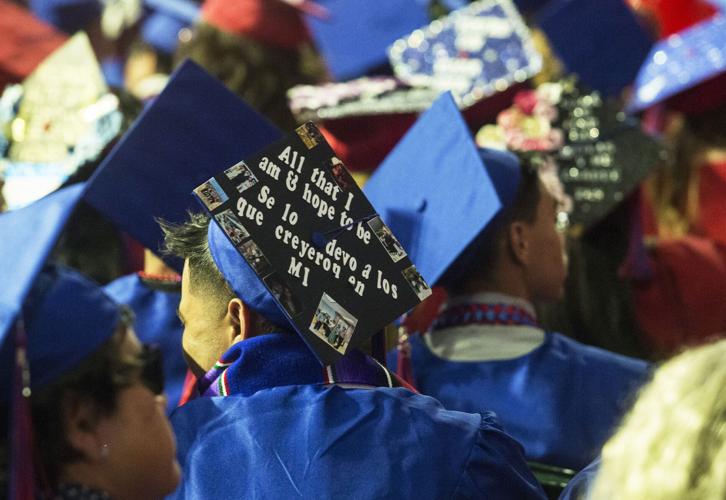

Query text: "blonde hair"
[590, 338, 726, 500]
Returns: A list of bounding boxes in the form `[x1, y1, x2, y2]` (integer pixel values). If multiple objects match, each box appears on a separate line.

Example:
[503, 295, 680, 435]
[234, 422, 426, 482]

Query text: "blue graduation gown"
[391, 332, 649, 470]
[559, 457, 600, 500]
[167, 334, 546, 499]
[104, 273, 187, 413]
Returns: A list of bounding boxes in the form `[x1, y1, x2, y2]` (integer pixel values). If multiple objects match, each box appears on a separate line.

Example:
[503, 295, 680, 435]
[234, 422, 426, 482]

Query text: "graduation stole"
[431, 303, 539, 330]
[196, 333, 409, 398]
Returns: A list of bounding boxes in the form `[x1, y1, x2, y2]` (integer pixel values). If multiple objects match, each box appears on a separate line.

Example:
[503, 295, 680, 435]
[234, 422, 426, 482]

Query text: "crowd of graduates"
[1, 0, 726, 498]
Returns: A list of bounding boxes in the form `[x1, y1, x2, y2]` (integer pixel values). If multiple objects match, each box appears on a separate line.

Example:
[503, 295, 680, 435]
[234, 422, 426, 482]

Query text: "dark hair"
[442, 159, 542, 293]
[159, 212, 279, 335]
[174, 22, 325, 131]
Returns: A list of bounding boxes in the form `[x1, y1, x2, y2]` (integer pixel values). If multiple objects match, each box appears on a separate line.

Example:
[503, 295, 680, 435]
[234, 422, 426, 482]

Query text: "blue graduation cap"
[0, 184, 121, 393]
[85, 59, 282, 269]
[627, 14, 726, 113]
[536, 0, 654, 96]
[29, 0, 101, 34]
[85, 60, 289, 326]
[142, 0, 201, 55]
[364, 92, 510, 286]
[304, 0, 429, 81]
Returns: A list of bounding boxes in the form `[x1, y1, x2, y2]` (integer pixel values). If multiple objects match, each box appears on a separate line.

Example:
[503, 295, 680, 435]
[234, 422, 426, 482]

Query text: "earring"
[100, 443, 110, 459]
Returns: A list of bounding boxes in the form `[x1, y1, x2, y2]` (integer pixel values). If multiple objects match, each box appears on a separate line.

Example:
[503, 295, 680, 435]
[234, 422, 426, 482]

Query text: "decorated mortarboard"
[85, 59, 282, 272]
[141, 0, 201, 55]
[195, 120, 433, 365]
[29, 0, 102, 34]
[288, 76, 441, 122]
[0, 0, 67, 90]
[304, 0, 430, 81]
[364, 92, 503, 286]
[627, 14, 726, 113]
[0, 32, 122, 210]
[388, 0, 542, 109]
[287, 76, 436, 171]
[476, 78, 668, 230]
[535, 0, 654, 96]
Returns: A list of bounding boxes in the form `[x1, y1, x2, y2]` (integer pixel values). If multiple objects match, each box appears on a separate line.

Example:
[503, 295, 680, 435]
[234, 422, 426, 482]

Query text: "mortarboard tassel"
[9, 318, 34, 500]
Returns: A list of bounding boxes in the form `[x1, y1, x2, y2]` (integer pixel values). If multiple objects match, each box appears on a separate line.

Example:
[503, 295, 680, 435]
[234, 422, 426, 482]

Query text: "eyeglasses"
[138, 344, 165, 395]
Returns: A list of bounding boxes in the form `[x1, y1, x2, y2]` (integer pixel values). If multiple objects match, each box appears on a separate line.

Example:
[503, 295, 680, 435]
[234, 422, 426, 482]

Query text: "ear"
[65, 399, 105, 463]
[226, 298, 252, 343]
[508, 221, 531, 266]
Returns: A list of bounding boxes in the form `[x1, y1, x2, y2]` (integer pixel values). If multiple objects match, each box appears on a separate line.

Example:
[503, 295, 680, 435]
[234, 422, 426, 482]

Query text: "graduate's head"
[0, 267, 180, 500]
[160, 212, 283, 376]
[591, 338, 726, 500]
[443, 153, 568, 304]
[27, 310, 180, 499]
[0, 186, 180, 498]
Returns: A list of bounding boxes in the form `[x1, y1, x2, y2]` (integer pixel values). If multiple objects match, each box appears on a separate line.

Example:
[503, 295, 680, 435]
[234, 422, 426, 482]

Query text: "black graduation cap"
[196, 122, 433, 365]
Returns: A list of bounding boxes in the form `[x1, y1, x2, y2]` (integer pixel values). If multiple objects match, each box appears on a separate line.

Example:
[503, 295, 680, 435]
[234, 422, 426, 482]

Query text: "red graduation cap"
[0, 0, 67, 90]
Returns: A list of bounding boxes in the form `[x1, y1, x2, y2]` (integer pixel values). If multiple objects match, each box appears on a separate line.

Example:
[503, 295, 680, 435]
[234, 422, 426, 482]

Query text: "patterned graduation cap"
[364, 92, 504, 286]
[288, 76, 441, 122]
[0, 32, 122, 210]
[535, 0, 654, 96]
[305, 0, 430, 81]
[627, 14, 726, 113]
[388, 0, 542, 108]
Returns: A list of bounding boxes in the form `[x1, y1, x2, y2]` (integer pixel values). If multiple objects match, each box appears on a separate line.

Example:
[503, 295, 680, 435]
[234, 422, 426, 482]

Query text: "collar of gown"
[196, 333, 403, 398]
[425, 292, 546, 362]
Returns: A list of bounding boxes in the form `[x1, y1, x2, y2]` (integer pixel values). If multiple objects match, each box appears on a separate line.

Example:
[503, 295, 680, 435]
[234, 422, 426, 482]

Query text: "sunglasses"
[138, 344, 165, 395]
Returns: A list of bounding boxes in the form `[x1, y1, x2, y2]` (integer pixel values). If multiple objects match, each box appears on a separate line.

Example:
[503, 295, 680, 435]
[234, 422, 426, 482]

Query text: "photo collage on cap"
[194, 122, 431, 364]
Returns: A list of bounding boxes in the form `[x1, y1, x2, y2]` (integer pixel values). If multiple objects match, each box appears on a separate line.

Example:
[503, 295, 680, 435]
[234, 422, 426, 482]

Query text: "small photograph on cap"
[233, 164, 258, 194]
[328, 156, 355, 192]
[215, 209, 250, 245]
[264, 273, 301, 317]
[193, 178, 228, 211]
[402, 265, 432, 301]
[295, 122, 324, 150]
[224, 161, 252, 180]
[368, 216, 407, 263]
[309, 293, 357, 354]
[238, 239, 272, 276]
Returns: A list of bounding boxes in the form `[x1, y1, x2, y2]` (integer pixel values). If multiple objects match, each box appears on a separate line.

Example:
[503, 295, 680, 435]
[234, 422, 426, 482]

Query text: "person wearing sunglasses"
[0, 186, 181, 499]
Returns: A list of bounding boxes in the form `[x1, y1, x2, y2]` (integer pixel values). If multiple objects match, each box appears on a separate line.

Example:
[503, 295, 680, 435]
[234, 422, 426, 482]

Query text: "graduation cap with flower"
[476, 78, 668, 230]
[0, 33, 122, 210]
